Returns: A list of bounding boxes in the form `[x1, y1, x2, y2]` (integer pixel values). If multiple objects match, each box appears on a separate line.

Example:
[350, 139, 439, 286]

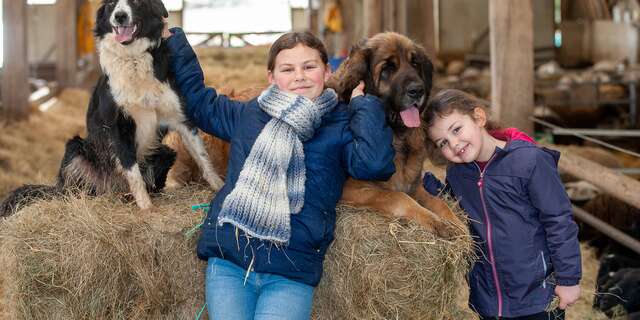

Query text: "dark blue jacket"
[423, 139, 581, 317]
[167, 28, 396, 286]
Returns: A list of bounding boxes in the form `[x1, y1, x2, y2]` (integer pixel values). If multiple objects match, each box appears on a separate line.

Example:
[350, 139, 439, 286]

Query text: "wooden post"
[57, 0, 78, 88]
[396, 0, 407, 35]
[363, 0, 382, 37]
[422, 0, 436, 58]
[339, 0, 358, 56]
[2, 0, 29, 119]
[383, 0, 395, 32]
[489, 0, 534, 134]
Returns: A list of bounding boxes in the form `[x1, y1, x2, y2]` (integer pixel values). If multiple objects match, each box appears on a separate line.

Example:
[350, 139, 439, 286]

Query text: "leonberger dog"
[166, 33, 460, 237]
[326, 32, 459, 237]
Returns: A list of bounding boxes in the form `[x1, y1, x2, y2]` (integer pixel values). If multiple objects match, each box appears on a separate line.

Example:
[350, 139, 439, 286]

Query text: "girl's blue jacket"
[166, 28, 395, 286]
[423, 137, 581, 317]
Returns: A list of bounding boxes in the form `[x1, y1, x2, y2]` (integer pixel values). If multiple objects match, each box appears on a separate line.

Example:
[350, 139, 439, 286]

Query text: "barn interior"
[0, 0, 639, 319]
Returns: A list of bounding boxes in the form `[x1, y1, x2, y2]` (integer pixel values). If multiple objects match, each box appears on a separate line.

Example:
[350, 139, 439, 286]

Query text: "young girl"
[163, 27, 395, 319]
[422, 89, 581, 320]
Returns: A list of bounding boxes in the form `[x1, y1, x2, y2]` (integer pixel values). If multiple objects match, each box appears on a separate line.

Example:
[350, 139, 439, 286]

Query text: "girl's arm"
[165, 27, 246, 141]
[528, 150, 582, 287]
[341, 94, 395, 180]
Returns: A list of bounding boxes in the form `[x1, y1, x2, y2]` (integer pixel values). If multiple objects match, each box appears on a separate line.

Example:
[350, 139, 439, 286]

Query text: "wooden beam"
[56, 0, 78, 88]
[552, 145, 640, 210]
[363, 0, 382, 37]
[489, 0, 534, 134]
[2, 0, 29, 120]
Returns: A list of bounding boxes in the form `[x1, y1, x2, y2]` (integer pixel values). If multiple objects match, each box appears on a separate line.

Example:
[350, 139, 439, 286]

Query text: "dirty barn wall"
[438, 0, 555, 60]
[27, 5, 57, 66]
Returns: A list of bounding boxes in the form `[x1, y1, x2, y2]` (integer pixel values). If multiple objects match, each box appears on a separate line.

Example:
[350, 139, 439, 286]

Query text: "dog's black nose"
[114, 11, 128, 24]
[406, 83, 425, 100]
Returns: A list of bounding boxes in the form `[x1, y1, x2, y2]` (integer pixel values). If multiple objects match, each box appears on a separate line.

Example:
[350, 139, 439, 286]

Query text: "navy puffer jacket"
[167, 28, 396, 286]
[423, 135, 581, 317]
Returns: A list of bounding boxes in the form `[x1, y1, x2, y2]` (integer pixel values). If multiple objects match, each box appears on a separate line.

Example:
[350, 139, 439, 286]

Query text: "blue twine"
[194, 303, 207, 320]
[185, 203, 209, 238]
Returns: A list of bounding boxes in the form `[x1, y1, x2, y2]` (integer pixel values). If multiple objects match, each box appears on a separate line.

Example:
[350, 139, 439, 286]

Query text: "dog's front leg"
[121, 162, 154, 210]
[113, 125, 154, 211]
[341, 179, 456, 237]
[175, 124, 224, 191]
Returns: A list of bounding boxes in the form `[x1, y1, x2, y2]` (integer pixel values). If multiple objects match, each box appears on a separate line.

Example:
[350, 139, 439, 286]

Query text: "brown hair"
[267, 31, 329, 71]
[423, 89, 500, 166]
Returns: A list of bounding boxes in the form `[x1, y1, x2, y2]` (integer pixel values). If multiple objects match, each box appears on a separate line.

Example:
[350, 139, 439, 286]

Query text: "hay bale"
[0, 186, 210, 320]
[0, 186, 474, 319]
[313, 204, 474, 320]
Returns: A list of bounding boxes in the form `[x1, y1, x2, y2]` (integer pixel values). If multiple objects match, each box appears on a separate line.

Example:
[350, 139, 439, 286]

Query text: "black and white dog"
[0, 0, 223, 216]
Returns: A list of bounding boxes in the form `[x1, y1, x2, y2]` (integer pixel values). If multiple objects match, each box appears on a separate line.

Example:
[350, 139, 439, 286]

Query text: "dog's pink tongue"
[400, 106, 421, 127]
[115, 26, 134, 43]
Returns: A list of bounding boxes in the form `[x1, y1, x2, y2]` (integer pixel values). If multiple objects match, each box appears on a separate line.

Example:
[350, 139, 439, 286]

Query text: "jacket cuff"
[166, 27, 188, 51]
[349, 94, 384, 114]
[169, 27, 184, 36]
[423, 172, 443, 196]
[555, 277, 580, 286]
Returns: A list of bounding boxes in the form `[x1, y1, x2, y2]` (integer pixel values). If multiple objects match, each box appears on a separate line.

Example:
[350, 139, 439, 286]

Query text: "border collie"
[0, 0, 223, 216]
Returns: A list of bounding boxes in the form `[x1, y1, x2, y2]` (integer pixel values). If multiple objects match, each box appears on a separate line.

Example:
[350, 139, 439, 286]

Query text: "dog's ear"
[94, 2, 111, 37]
[150, 0, 169, 18]
[326, 39, 371, 102]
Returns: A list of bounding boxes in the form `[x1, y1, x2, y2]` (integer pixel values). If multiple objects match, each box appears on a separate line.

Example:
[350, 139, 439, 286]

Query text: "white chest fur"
[98, 35, 185, 157]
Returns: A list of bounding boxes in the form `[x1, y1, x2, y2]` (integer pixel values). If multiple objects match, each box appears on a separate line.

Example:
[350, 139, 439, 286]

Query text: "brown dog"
[327, 32, 460, 237]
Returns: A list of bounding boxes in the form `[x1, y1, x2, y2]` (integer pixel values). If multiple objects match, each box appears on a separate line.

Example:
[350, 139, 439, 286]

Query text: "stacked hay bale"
[0, 186, 211, 319]
[314, 205, 474, 320]
[0, 187, 474, 319]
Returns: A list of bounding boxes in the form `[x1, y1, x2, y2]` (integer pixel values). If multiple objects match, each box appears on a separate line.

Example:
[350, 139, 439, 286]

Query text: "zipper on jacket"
[474, 155, 503, 317]
[541, 251, 547, 289]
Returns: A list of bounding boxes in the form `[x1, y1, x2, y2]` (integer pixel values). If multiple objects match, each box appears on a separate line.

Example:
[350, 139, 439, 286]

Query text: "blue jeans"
[205, 257, 315, 320]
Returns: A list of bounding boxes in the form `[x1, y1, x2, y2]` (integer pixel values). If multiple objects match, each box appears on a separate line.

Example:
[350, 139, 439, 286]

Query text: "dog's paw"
[410, 208, 462, 239]
[431, 220, 462, 239]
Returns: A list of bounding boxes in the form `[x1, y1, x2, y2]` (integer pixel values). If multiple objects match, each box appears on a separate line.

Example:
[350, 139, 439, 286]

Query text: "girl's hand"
[162, 18, 172, 39]
[351, 81, 365, 99]
[555, 285, 580, 309]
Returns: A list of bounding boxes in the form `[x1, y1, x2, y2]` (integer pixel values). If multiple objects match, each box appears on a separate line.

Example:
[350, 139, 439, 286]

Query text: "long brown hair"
[424, 89, 500, 166]
[267, 32, 329, 72]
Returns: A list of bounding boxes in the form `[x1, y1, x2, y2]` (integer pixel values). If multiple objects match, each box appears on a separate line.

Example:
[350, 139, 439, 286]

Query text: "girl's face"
[268, 44, 331, 100]
[428, 108, 494, 163]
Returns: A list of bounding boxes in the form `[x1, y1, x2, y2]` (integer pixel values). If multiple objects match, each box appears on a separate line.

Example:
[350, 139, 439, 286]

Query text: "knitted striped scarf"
[217, 85, 338, 244]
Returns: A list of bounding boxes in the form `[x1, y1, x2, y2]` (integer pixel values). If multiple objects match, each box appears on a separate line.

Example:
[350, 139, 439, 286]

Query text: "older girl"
[164, 27, 395, 319]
